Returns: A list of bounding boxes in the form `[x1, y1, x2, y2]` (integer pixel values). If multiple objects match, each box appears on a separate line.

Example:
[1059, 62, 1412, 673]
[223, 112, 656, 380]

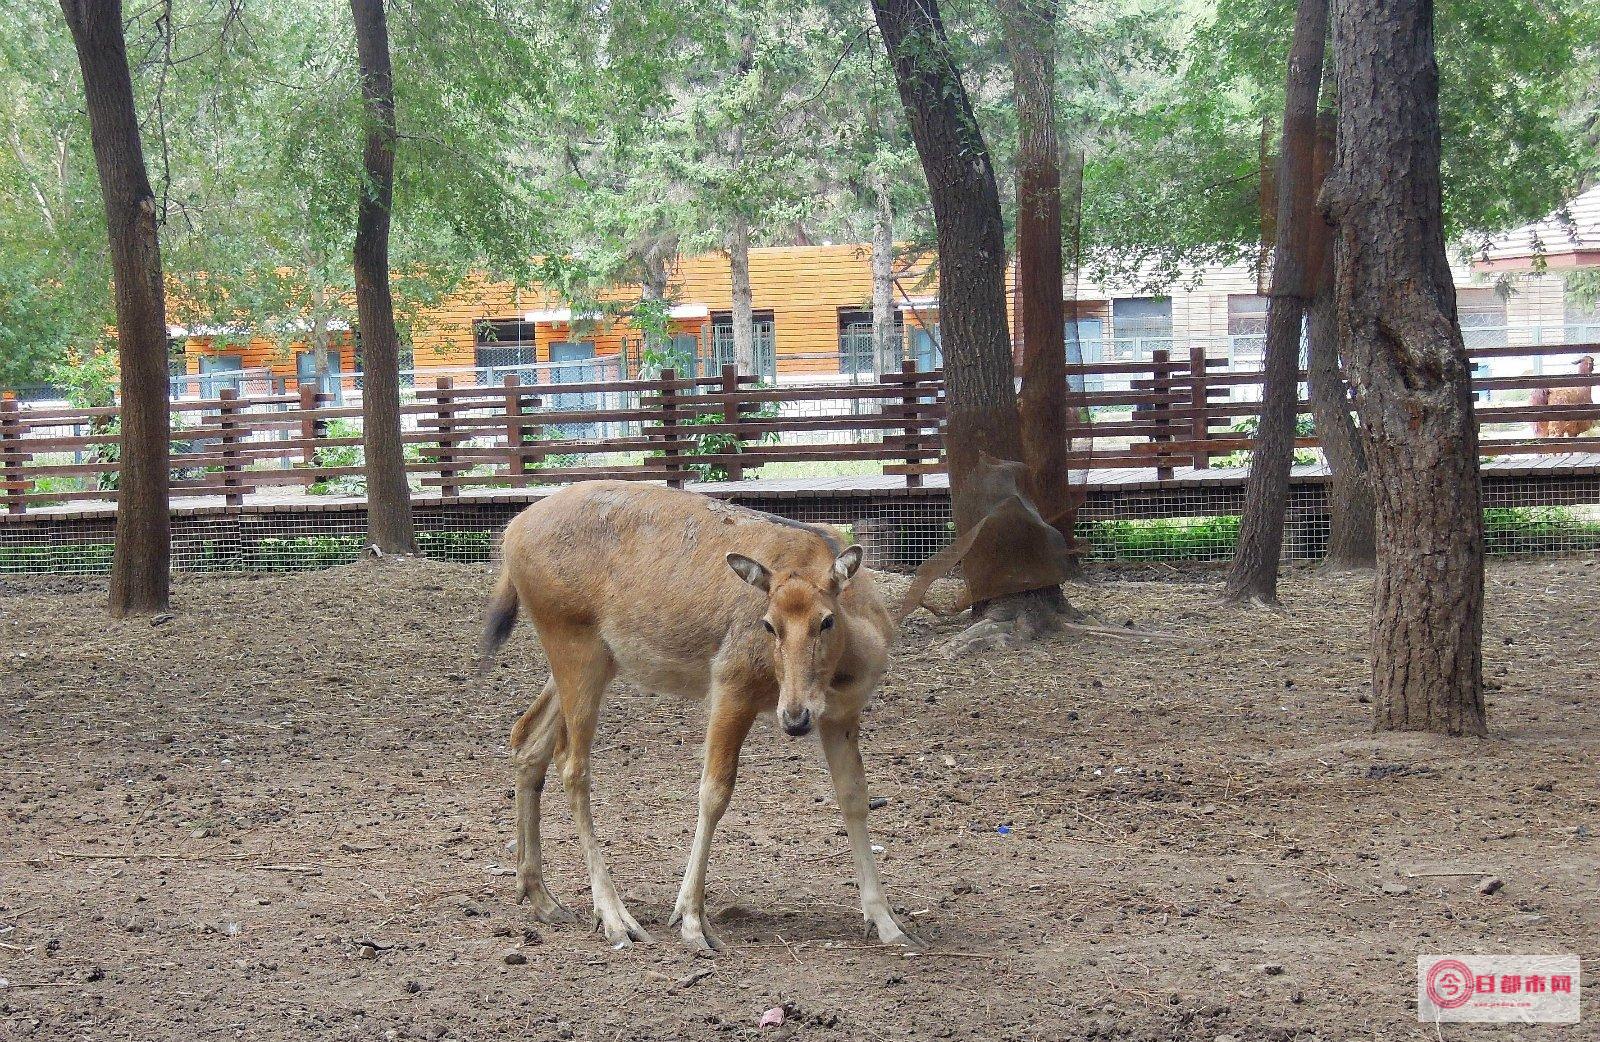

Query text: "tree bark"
[726, 31, 757, 378]
[870, 174, 897, 369]
[1323, 0, 1485, 736]
[1305, 246, 1376, 570]
[999, 0, 1071, 538]
[728, 211, 755, 376]
[871, 0, 1070, 641]
[351, 0, 417, 554]
[1224, 0, 1327, 605]
[61, 0, 170, 617]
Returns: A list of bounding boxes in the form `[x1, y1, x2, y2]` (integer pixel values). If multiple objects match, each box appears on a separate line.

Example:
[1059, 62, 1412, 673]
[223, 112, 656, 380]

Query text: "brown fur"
[1534, 356, 1596, 439]
[483, 482, 914, 950]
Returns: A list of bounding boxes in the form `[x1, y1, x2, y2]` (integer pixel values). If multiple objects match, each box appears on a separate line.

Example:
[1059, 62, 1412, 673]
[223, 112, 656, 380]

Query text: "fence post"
[899, 358, 924, 488]
[298, 383, 321, 468]
[658, 367, 684, 488]
[1, 397, 25, 515]
[504, 374, 527, 481]
[1151, 347, 1174, 481]
[217, 387, 244, 507]
[719, 363, 745, 482]
[1188, 344, 1210, 471]
[435, 375, 459, 498]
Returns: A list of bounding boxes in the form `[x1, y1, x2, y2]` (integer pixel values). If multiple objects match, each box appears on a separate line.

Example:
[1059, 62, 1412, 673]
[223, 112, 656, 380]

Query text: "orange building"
[180, 244, 947, 390]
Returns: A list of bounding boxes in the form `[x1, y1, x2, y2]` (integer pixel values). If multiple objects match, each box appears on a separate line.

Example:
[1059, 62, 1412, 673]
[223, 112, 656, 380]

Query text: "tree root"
[941, 587, 1199, 658]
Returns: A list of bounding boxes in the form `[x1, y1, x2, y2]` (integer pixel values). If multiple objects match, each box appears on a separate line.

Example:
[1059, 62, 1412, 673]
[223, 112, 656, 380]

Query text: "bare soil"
[2, 557, 1596, 1041]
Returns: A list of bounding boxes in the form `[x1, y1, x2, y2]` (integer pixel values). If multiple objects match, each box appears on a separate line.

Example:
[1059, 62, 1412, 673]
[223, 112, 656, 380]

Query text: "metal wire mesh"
[4, 470, 1600, 577]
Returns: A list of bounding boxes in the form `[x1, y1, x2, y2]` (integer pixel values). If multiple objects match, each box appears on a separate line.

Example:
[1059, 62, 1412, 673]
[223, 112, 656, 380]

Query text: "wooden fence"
[2, 343, 1598, 514]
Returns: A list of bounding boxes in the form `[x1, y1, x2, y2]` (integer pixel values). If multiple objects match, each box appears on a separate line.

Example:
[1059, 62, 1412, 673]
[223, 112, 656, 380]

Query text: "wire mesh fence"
[7, 471, 1600, 579]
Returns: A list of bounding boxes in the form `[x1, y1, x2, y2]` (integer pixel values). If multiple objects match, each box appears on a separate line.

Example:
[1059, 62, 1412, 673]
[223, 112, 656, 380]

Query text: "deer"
[1531, 355, 1597, 438]
[479, 481, 920, 951]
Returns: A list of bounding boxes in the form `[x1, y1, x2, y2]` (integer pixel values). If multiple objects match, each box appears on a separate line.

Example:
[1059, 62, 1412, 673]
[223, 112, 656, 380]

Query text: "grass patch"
[1079, 515, 1241, 562]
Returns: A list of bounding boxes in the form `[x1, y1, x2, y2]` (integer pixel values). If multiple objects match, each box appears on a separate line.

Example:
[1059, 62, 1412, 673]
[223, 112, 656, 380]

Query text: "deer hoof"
[516, 879, 576, 924]
[679, 919, 724, 953]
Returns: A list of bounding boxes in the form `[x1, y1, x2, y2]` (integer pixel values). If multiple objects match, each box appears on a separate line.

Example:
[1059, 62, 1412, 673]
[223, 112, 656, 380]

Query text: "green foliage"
[306, 418, 366, 496]
[675, 403, 781, 481]
[1483, 506, 1600, 554]
[1213, 413, 1317, 467]
[1079, 515, 1242, 561]
[1084, 0, 1600, 288]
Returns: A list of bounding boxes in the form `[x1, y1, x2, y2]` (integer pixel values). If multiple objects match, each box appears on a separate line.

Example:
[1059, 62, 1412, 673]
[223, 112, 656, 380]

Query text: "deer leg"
[669, 691, 757, 952]
[510, 677, 575, 924]
[546, 629, 651, 948]
[819, 716, 922, 948]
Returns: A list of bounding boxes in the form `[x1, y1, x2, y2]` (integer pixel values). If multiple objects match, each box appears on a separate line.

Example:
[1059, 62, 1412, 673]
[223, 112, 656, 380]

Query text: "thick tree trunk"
[728, 211, 755, 376]
[1323, 0, 1485, 736]
[1305, 251, 1376, 569]
[351, 0, 417, 554]
[871, 0, 1070, 647]
[999, 0, 1071, 538]
[871, 175, 897, 368]
[61, 0, 170, 617]
[1224, 0, 1327, 605]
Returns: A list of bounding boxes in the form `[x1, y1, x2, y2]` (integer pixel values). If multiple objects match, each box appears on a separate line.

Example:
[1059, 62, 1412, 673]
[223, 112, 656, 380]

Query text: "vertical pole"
[659, 367, 684, 488]
[299, 383, 320, 468]
[504, 374, 526, 480]
[719, 363, 744, 482]
[435, 375, 458, 498]
[1152, 347, 1174, 481]
[1, 397, 25, 515]
[1189, 344, 1210, 470]
[217, 387, 243, 507]
[900, 358, 924, 488]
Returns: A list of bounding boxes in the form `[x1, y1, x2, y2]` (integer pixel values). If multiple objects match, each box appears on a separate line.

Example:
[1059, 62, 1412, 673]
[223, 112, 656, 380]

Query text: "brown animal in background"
[480, 482, 917, 951]
[1532, 355, 1597, 438]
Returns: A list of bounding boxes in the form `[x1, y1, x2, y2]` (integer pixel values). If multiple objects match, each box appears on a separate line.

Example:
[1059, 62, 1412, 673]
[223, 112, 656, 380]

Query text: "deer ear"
[834, 545, 863, 583]
[726, 552, 771, 592]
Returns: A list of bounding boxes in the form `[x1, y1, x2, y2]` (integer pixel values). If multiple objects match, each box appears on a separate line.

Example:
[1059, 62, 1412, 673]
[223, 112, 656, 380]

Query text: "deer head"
[727, 545, 863, 737]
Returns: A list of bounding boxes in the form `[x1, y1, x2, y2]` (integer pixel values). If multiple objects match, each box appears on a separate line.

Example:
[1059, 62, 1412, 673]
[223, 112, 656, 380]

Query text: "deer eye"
[819, 615, 835, 631]
[761, 619, 776, 635]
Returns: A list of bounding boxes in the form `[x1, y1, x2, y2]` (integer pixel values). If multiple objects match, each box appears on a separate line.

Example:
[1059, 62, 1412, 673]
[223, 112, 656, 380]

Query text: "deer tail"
[479, 570, 521, 675]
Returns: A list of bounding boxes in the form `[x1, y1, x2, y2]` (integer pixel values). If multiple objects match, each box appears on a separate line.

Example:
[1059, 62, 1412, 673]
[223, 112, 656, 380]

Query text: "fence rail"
[3, 343, 1598, 514]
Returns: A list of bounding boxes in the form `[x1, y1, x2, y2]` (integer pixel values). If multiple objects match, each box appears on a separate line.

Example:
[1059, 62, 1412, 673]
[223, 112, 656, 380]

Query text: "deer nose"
[780, 707, 813, 737]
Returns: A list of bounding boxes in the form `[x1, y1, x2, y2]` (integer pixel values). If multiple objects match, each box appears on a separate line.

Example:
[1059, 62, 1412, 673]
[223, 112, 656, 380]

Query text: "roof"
[1474, 184, 1600, 270]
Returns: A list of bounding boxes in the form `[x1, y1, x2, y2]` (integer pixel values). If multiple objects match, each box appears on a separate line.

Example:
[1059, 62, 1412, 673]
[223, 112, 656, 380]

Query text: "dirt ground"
[2, 556, 1596, 1041]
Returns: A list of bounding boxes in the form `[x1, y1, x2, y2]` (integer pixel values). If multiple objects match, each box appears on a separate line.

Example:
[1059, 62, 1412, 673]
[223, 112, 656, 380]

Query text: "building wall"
[181, 245, 1591, 383]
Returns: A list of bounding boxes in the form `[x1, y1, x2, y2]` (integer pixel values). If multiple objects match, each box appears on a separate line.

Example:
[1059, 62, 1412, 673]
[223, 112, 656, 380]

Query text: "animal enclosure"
[2, 558, 1595, 1040]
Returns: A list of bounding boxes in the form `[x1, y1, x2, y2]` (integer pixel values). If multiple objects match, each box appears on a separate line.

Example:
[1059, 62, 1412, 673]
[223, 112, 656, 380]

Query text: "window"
[1563, 282, 1600, 344]
[1457, 287, 1507, 349]
[1110, 297, 1172, 357]
[1227, 294, 1269, 364]
[710, 310, 776, 380]
[1227, 294, 1269, 336]
[474, 317, 537, 370]
[197, 353, 245, 397]
[838, 309, 905, 375]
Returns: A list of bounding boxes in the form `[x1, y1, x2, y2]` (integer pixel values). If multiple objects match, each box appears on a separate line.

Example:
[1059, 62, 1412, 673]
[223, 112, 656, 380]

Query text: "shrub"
[1213, 414, 1317, 468]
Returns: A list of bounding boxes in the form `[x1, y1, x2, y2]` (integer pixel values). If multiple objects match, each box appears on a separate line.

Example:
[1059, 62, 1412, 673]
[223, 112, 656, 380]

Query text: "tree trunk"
[871, 0, 1071, 647]
[1224, 0, 1327, 605]
[351, 0, 417, 555]
[726, 31, 757, 378]
[1323, 0, 1486, 736]
[999, 0, 1071, 538]
[728, 211, 755, 376]
[1305, 249, 1376, 569]
[61, 0, 170, 617]
[870, 174, 897, 369]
